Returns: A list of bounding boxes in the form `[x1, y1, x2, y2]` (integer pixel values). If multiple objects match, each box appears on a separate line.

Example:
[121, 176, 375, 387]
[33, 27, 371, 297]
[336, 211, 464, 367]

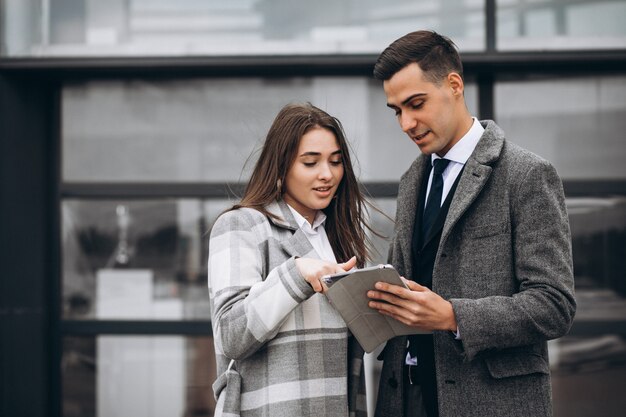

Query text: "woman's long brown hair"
[231, 102, 376, 267]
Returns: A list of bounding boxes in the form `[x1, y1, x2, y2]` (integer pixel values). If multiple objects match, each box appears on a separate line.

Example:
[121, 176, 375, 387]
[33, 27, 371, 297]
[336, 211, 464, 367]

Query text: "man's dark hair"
[373, 30, 463, 84]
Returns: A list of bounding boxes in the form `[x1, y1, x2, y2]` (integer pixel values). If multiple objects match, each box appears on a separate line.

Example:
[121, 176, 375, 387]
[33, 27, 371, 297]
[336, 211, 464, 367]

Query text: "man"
[367, 30, 576, 417]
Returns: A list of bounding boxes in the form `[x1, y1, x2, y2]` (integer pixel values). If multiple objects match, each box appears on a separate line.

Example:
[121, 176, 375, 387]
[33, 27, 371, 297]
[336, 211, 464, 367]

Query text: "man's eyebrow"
[387, 93, 427, 108]
[299, 150, 342, 157]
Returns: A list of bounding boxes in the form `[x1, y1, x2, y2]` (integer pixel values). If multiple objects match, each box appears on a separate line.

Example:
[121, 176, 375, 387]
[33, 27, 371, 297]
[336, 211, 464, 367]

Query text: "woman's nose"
[318, 162, 333, 179]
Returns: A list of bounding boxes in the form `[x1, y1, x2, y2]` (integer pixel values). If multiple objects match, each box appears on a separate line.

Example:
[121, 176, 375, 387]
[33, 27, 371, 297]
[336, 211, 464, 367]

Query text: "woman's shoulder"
[211, 206, 269, 234]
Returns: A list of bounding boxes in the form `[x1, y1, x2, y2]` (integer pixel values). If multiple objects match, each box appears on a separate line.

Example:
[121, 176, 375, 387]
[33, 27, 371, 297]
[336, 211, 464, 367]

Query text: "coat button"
[388, 377, 398, 389]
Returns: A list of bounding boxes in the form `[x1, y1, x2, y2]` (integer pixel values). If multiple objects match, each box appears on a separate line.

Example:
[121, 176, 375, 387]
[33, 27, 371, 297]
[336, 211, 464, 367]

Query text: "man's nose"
[400, 113, 417, 133]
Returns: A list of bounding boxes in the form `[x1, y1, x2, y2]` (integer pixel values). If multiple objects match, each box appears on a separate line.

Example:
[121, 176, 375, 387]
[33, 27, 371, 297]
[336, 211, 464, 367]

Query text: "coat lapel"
[266, 200, 316, 259]
[441, 121, 505, 245]
[396, 155, 430, 279]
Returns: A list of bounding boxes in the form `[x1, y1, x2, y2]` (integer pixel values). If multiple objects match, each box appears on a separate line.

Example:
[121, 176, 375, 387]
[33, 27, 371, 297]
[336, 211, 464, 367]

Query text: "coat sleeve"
[451, 159, 576, 361]
[208, 209, 315, 361]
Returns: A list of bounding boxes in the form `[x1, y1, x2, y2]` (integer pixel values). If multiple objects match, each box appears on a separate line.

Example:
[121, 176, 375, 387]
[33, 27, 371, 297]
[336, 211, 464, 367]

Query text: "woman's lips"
[313, 186, 332, 197]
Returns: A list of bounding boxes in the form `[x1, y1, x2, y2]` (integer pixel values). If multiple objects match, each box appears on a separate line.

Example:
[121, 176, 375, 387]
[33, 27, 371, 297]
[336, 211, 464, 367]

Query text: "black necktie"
[422, 158, 451, 238]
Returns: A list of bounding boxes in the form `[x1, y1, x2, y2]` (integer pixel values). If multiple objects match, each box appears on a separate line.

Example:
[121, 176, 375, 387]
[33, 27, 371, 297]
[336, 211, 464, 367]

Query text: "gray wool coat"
[375, 121, 576, 417]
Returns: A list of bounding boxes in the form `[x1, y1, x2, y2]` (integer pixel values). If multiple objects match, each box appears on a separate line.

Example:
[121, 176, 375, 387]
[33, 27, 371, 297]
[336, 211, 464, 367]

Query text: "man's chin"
[416, 143, 434, 155]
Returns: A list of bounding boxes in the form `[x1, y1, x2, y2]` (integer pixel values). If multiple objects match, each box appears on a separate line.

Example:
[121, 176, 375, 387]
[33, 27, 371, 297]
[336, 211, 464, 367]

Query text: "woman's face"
[283, 127, 344, 223]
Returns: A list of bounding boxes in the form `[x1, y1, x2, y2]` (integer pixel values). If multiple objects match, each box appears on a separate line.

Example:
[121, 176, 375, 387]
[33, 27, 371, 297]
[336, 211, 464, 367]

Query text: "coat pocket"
[485, 352, 549, 379]
[212, 360, 242, 417]
[465, 221, 509, 239]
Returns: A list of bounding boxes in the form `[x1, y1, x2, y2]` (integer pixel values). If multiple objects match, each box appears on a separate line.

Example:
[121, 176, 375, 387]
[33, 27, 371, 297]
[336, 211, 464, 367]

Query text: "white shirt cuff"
[452, 327, 461, 340]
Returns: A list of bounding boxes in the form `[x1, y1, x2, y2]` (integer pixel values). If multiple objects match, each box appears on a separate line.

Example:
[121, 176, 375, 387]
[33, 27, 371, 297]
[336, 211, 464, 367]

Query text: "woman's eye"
[330, 160, 343, 166]
[303, 162, 316, 167]
[411, 102, 424, 110]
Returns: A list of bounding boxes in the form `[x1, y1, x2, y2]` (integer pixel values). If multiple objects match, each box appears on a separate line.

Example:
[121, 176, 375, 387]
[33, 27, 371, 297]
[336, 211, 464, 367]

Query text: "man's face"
[383, 62, 465, 157]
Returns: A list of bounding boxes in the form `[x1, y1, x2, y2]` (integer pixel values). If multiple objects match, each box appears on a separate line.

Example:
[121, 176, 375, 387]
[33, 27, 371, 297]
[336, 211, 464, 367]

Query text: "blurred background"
[1, 0, 625, 416]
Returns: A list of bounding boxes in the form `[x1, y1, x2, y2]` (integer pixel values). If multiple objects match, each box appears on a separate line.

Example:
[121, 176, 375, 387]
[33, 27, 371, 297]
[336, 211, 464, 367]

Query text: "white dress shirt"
[287, 205, 337, 263]
[424, 117, 485, 209]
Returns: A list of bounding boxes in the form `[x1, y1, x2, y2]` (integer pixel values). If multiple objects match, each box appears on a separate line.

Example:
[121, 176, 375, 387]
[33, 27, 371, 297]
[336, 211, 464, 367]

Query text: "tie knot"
[433, 158, 450, 175]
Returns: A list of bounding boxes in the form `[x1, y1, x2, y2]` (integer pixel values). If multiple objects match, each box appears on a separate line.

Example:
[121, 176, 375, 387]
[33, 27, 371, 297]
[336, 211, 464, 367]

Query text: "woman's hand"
[295, 256, 357, 293]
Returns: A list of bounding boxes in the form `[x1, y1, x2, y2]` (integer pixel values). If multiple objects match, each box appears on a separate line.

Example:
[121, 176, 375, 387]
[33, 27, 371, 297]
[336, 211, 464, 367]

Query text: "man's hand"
[367, 278, 457, 331]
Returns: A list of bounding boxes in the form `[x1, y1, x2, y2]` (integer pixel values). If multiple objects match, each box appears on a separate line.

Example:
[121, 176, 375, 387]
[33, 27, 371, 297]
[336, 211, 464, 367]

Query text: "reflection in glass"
[551, 335, 626, 416]
[62, 336, 216, 417]
[62, 199, 232, 320]
[60, 195, 626, 415]
[495, 75, 626, 179]
[61, 196, 397, 320]
[497, 0, 626, 50]
[2, 0, 484, 57]
[366, 198, 397, 265]
[109, 204, 133, 267]
[549, 196, 626, 416]
[62, 78, 477, 182]
[571, 196, 626, 322]
[568, 196, 626, 301]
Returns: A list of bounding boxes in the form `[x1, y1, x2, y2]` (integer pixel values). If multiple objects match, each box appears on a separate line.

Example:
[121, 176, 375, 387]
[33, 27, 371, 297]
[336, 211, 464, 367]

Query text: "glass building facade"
[1, 1, 626, 416]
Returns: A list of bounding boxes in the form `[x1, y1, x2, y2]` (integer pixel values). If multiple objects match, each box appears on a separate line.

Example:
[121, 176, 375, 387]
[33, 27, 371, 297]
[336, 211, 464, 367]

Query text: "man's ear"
[447, 72, 464, 96]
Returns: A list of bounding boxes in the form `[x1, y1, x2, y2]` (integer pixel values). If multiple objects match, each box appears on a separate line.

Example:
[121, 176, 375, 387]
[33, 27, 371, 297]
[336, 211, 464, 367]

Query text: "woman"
[208, 103, 373, 416]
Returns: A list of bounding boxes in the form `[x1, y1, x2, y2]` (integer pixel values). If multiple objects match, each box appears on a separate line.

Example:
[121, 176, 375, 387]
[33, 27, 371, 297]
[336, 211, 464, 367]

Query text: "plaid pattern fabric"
[208, 200, 367, 417]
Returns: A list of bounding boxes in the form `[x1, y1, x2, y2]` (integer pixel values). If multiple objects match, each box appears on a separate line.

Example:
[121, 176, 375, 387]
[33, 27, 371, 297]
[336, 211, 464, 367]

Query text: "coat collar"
[265, 199, 318, 259]
[265, 199, 299, 230]
[440, 120, 505, 243]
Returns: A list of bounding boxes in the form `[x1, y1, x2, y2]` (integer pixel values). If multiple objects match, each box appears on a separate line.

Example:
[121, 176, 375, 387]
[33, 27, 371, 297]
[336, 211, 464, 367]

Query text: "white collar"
[431, 117, 484, 166]
[286, 204, 327, 234]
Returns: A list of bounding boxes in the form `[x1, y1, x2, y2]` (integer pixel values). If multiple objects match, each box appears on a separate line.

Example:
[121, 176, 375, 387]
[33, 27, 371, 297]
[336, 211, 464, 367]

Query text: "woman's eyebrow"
[299, 150, 342, 157]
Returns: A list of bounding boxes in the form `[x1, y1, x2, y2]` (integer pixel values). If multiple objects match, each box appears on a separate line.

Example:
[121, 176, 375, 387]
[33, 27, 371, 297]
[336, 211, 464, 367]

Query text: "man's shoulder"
[500, 138, 554, 172]
[479, 120, 554, 171]
[399, 155, 428, 182]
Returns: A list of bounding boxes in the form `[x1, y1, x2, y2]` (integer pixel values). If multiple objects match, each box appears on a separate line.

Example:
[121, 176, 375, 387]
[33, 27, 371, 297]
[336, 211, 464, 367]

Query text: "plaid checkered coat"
[208, 200, 367, 417]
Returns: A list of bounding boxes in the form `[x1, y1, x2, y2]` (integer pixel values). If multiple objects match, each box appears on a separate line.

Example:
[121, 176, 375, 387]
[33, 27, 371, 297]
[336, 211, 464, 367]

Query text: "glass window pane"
[494, 75, 626, 179]
[62, 198, 231, 320]
[61, 196, 626, 416]
[366, 198, 397, 265]
[550, 195, 626, 417]
[497, 0, 626, 50]
[551, 334, 626, 416]
[61, 196, 398, 320]
[61, 77, 478, 183]
[62, 336, 216, 417]
[2, 0, 485, 57]
[569, 196, 626, 299]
